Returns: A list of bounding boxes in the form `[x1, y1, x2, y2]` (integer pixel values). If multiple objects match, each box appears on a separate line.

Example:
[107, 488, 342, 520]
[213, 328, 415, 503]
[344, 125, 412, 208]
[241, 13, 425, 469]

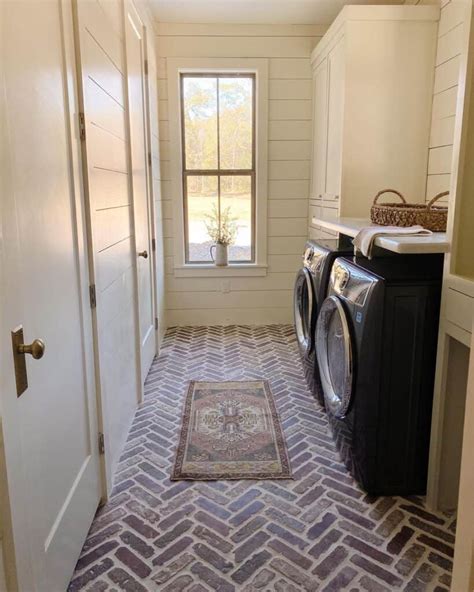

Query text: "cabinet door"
[309, 202, 322, 227]
[310, 58, 328, 200]
[325, 38, 345, 202]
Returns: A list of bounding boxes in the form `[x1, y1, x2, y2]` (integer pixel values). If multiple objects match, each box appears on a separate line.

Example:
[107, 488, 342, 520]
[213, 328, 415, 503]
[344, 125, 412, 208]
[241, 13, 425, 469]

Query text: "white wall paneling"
[268, 99, 312, 120]
[434, 54, 461, 92]
[269, 121, 312, 141]
[165, 307, 294, 326]
[167, 56, 269, 274]
[157, 36, 319, 59]
[425, 0, 467, 201]
[425, 0, 474, 520]
[436, 22, 464, 64]
[428, 144, 454, 174]
[430, 114, 456, 147]
[268, 200, 308, 218]
[157, 23, 325, 325]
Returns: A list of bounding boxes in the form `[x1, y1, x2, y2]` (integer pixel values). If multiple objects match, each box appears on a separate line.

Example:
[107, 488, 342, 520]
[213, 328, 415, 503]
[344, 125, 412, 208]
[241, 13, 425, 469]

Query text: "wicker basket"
[370, 189, 449, 232]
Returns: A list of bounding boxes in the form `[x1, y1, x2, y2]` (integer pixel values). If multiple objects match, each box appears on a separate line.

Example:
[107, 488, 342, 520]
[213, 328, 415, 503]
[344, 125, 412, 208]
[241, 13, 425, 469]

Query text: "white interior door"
[125, 2, 157, 381]
[0, 1, 101, 590]
[73, 0, 141, 493]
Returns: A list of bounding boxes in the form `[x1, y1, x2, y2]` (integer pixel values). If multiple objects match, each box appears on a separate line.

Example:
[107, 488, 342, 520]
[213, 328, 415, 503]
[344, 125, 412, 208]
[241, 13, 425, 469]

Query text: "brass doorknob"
[18, 339, 46, 360]
[138, 250, 148, 259]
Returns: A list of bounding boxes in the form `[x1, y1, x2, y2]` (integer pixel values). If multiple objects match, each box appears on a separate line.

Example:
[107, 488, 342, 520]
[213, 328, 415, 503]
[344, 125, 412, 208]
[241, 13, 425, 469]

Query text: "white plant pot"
[210, 243, 228, 266]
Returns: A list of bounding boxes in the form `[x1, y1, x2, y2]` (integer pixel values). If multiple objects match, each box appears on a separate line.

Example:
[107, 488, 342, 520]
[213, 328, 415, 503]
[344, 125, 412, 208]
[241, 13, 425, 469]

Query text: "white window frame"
[167, 57, 269, 277]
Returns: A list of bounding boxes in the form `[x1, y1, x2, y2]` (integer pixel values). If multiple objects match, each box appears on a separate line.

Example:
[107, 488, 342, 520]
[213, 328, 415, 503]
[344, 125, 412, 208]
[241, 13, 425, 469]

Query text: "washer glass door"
[294, 267, 314, 355]
[316, 295, 354, 417]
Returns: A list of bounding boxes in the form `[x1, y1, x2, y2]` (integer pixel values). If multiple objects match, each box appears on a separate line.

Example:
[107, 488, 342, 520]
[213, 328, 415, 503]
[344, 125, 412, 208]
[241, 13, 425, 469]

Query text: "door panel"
[96, 237, 134, 291]
[86, 79, 126, 138]
[87, 125, 128, 172]
[74, 0, 141, 493]
[0, 1, 101, 589]
[95, 207, 132, 252]
[311, 58, 328, 200]
[89, 167, 129, 211]
[325, 38, 345, 201]
[82, 33, 123, 104]
[125, 2, 156, 380]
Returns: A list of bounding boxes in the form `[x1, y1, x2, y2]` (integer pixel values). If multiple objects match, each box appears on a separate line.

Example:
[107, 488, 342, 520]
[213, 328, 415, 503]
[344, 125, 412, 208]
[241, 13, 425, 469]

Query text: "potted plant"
[204, 205, 237, 266]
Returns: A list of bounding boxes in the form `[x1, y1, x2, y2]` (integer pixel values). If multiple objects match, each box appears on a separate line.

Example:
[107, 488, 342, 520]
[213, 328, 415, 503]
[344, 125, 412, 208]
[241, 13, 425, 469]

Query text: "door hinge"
[148, 151, 152, 168]
[144, 59, 149, 76]
[79, 112, 86, 141]
[89, 284, 97, 309]
[155, 317, 159, 330]
[98, 432, 105, 455]
[151, 237, 156, 252]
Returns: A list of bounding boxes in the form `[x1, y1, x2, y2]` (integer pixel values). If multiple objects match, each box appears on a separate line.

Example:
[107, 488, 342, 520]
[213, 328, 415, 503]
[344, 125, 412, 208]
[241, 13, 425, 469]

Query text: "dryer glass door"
[294, 267, 314, 355]
[316, 295, 353, 417]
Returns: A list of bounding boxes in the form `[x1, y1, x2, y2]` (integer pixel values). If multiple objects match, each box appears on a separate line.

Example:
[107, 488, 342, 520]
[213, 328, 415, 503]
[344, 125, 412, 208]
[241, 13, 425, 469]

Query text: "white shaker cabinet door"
[325, 38, 345, 203]
[311, 58, 328, 201]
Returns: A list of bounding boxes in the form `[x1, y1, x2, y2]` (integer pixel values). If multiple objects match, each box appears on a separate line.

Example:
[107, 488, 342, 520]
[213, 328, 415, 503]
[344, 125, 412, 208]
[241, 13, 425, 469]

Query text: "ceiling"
[149, 0, 402, 25]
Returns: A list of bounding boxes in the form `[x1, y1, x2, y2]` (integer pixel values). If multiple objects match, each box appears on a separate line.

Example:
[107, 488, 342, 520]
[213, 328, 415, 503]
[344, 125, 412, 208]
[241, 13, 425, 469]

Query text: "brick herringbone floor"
[68, 325, 455, 592]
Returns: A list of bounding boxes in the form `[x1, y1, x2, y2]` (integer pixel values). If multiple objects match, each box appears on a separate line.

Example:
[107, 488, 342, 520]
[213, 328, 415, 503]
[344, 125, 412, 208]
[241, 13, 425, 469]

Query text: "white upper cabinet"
[309, 5, 439, 228]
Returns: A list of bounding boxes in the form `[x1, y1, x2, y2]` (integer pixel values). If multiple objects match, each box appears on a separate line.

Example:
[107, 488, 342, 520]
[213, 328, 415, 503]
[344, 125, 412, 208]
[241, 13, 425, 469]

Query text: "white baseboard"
[166, 307, 293, 326]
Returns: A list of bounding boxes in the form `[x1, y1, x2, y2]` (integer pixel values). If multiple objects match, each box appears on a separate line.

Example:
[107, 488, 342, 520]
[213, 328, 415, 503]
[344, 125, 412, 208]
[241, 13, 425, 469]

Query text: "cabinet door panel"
[325, 38, 345, 201]
[308, 226, 322, 240]
[309, 203, 322, 226]
[311, 58, 328, 200]
[322, 206, 338, 221]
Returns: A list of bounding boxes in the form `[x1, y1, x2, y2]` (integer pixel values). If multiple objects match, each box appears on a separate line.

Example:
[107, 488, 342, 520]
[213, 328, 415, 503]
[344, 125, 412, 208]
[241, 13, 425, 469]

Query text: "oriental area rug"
[171, 380, 292, 480]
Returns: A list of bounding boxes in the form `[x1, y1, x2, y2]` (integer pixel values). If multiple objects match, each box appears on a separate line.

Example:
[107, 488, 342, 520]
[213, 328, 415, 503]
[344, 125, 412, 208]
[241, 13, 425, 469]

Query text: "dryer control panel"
[303, 246, 323, 273]
[330, 259, 376, 307]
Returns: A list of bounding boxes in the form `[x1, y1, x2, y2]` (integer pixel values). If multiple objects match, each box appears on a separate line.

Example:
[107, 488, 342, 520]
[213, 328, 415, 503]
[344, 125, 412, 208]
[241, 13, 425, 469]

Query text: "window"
[167, 58, 268, 277]
[180, 73, 255, 263]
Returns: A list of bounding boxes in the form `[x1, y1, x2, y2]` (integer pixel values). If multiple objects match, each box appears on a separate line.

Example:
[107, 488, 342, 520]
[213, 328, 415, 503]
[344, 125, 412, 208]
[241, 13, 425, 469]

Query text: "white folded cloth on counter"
[353, 225, 432, 259]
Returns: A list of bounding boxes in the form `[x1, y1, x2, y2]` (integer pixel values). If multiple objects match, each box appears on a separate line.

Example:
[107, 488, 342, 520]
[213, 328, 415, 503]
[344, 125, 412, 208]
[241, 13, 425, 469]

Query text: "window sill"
[174, 264, 268, 278]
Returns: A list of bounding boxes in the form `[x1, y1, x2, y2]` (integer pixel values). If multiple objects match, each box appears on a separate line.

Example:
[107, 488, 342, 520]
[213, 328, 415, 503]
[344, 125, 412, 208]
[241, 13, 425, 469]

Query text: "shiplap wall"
[156, 23, 326, 325]
[406, 0, 467, 204]
[427, 0, 467, 204]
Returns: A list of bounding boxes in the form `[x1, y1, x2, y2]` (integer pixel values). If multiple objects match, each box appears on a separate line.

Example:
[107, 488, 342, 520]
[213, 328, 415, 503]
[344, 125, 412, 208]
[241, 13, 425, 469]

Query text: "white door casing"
[125, 1, 157, 381]
[72, 0, 141, 494]
[0, 0, 101, 589]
